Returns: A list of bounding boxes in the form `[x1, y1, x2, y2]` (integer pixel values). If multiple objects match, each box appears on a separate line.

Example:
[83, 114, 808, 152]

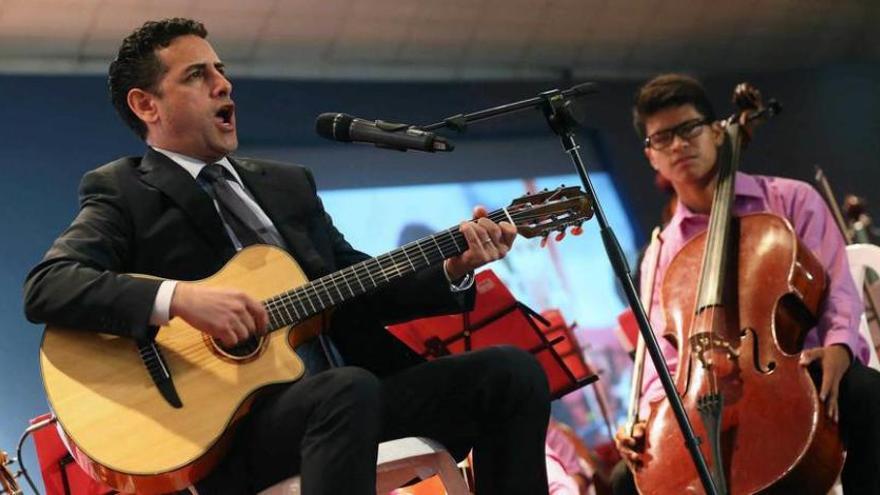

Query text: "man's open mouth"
[215, 104, 235, 127]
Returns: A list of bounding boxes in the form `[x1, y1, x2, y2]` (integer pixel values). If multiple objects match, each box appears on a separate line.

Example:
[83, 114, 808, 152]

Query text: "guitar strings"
[262, 205, 578, 330]
[261, 209, 513, 326]
[262, 206, 564, 330]
[174, 202, 579, 354]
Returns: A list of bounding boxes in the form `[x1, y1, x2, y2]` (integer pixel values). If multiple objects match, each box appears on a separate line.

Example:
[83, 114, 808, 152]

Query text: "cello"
[632, 84, 844, 494]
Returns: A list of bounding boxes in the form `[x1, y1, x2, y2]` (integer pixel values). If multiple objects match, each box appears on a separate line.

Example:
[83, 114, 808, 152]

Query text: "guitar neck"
[263, 209, 508, 331]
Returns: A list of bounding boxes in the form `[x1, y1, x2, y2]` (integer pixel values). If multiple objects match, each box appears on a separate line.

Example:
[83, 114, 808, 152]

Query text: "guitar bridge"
[138, 341, 183, 408]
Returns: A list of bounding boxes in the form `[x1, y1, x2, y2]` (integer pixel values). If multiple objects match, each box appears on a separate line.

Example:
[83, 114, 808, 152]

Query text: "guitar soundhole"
[213, 335, 264, 360]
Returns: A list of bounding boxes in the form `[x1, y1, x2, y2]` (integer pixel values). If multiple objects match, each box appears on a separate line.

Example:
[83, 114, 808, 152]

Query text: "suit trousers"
[195, 345, 551, 495]
[609, 360, 880, 494]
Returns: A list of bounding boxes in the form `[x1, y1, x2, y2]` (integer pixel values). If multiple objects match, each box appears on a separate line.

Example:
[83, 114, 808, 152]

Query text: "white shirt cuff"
[149, 280, 178, 326]
[443, 262, 475, 293]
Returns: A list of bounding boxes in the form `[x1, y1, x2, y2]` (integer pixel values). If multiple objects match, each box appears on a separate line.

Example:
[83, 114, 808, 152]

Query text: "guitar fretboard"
[262, 209, 511, 331]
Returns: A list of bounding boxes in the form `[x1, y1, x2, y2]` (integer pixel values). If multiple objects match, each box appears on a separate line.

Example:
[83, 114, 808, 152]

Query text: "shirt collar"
[150, 146, 242, 184]
[661, 171, 765, 241]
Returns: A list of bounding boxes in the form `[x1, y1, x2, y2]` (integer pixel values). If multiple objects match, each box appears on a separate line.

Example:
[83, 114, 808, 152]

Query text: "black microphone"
[315, 113, 454, 152]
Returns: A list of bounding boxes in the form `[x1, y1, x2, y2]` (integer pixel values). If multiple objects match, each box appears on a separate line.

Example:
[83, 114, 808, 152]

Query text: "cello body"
[633, 213, 844, 494]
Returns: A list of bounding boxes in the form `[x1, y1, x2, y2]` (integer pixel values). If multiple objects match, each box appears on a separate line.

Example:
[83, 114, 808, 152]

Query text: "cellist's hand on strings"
[444, 206, 517, 281]
[614, 421, 647, 466]
[800, 344, 852, 423]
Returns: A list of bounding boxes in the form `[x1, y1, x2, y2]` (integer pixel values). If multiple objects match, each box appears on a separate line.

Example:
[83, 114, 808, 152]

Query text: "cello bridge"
[690, 333, 739, 369]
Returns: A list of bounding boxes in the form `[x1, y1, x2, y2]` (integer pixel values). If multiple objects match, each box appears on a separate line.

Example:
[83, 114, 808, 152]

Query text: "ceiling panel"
[0, 0, 875, 80]
[468, 22, 534, 64]
[274, 0, 354, 19]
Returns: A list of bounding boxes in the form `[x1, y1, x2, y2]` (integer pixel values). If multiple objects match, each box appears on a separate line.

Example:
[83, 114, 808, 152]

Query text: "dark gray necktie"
[199, 163, 284, 248]
[199, 163, 337, 373]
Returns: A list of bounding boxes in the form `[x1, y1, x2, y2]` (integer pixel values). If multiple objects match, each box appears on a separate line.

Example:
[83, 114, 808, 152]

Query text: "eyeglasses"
[644, 118, 709, 150]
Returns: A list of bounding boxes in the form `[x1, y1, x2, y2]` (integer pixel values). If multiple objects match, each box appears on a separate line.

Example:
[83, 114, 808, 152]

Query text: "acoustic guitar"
[40, 187, 592, 494]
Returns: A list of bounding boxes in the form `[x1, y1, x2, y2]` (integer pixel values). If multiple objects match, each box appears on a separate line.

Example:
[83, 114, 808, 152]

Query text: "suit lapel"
[231, 157, 330, 278]
[137, 148, 233, 257]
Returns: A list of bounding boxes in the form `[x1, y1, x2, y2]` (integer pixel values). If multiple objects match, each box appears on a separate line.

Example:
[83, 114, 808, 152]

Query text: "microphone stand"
[423, 85, 721, 495]
[421, 82, 599, 132]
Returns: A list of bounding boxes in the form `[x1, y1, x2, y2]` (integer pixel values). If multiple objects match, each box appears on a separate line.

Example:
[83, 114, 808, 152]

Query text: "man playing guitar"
[24, 18, 551, 495]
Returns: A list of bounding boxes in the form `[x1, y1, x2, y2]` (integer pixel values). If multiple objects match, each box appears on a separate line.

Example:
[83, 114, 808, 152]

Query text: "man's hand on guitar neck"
[444, 206, 517, 281]
[170, 283, 269, 347]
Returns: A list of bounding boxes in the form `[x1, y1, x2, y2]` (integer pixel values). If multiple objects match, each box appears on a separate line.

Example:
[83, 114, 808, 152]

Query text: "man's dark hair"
[632, 73, 716, 139]
[108, 18, 208, 139]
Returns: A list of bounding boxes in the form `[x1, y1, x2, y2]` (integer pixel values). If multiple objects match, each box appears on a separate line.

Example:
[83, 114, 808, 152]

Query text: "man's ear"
[127, 88, 159, 126]
[710, 121, 725, 146]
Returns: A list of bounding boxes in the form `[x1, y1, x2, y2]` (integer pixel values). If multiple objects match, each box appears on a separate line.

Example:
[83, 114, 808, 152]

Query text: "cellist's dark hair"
[108, 18, 208, 140]
[632, 74, 716, 139]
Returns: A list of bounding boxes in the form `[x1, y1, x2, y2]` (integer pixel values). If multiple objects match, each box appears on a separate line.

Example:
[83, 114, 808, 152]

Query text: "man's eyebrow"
[184, 62, 207, 74]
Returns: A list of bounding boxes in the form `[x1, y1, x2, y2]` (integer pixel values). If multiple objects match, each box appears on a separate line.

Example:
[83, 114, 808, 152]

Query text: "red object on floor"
[29, 413, 114, 495]
[387, 270, 596, 399]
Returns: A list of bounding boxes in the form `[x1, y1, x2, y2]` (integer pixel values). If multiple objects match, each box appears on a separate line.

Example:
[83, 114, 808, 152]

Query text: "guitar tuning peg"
[570, 225, 583, 236]
[555, 231, 566, 242]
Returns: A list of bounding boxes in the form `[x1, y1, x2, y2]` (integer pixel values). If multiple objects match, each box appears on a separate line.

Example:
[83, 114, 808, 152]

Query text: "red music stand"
[388, 270, 597, 399]
[614, 307, 639, 354]
[29, 414, 115, 495]
[536, 309, 593, 391]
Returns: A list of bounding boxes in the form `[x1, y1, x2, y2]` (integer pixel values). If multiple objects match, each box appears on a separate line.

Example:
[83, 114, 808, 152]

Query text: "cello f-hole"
[741, 327, 776, 374]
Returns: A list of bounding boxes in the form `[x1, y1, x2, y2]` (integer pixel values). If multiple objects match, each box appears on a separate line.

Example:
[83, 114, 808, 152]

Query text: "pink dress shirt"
[638, 172, 869, 411]
[546, 447, 580, 494]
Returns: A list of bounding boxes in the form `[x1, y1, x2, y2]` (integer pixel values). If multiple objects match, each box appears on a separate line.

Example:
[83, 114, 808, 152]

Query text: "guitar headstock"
[507, 186, 593, 243]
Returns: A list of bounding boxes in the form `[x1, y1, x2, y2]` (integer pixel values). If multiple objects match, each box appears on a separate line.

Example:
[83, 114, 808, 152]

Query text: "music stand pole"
[537, 89, 721, 495]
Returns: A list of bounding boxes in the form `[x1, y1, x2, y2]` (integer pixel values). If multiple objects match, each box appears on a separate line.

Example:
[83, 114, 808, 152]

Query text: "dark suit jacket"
[24, 148, 474, 377]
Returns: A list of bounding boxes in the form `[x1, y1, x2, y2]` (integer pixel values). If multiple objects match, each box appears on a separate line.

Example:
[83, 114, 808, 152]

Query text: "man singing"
[24, 18, 551, 495]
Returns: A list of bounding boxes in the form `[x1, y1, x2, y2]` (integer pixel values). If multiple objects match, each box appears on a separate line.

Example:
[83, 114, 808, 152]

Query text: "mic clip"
[375, 121, 453, 152]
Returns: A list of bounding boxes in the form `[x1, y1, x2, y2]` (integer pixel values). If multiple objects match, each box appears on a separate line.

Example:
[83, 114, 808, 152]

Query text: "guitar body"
[40, 245, 320, 494]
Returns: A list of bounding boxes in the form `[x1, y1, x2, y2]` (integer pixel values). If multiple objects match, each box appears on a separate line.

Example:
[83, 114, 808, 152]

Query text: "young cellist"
[611, 74, 880, 494]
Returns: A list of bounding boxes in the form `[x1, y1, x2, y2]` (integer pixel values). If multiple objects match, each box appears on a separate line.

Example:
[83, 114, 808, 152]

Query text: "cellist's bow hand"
[799, 344, 852, 423]
[615, 421, 647, 467]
